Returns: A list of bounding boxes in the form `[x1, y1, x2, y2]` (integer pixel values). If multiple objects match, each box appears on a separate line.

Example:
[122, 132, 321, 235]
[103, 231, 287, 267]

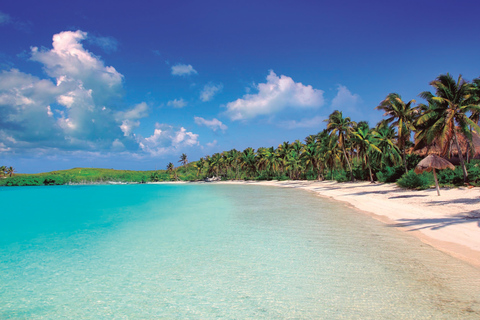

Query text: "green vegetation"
[3, 73, 480, 189]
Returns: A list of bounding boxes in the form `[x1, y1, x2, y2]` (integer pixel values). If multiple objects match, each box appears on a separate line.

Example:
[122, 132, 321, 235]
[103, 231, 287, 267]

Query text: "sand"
[216, 180, 480, 267]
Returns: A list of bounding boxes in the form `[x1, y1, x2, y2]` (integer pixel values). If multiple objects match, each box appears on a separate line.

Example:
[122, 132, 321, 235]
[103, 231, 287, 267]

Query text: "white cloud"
[0, 31, 132, 153]
[0, 30, 203, 159]
[171, 64, 197, 76]
[137, 123, 199, 156]
[194, 116, 227, 132]
[331, 85, 361, 112]
[200, 83, 223, 101]
[116, 102, 149, 136]
[280, 116, 324, 129]
[30, 30, 123, 105]
[206, 140, 217, 148]
[167, 98, 187, 108]
[224, 70, 324, 121]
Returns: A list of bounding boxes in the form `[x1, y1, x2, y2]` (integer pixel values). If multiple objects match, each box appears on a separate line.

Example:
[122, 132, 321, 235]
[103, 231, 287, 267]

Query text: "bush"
[437, 166, 463, 186]
[43, 175, 67, 185]
[467, 160, 480, 186]
[334, 170, 349, 182]
[377, 165, 405, 183]
[396, 170, 433, 190]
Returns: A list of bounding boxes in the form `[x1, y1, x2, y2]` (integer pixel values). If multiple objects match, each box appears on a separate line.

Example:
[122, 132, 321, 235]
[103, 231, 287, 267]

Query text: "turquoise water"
[1, 184, 480, 319]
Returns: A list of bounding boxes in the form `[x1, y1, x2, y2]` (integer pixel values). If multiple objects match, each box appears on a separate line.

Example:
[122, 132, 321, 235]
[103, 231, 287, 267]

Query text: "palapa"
[415, 154, 455, 196]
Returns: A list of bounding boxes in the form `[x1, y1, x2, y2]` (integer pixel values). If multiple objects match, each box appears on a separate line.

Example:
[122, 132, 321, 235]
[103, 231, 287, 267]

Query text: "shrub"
[334, 170, 349, 182]
[396, 170, 433, 190]
[377, 165, 404, 183]
[437, 166, 463, 186]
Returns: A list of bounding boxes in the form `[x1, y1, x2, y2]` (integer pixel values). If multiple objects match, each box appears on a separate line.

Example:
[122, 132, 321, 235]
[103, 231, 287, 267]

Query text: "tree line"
[187, 73, 480, 186]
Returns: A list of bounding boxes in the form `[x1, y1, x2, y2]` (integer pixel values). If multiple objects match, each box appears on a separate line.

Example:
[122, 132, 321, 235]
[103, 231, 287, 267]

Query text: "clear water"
[1, 184, 479, 319]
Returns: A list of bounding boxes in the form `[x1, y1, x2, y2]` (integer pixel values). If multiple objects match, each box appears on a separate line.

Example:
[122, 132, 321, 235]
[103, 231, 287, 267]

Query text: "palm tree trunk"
[342, 146, 353, 181]
[453, 130, 468, 182]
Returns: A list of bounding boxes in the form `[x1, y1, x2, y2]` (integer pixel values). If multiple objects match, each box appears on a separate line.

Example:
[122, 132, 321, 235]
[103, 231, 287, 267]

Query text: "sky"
[1, 0, 480, 173]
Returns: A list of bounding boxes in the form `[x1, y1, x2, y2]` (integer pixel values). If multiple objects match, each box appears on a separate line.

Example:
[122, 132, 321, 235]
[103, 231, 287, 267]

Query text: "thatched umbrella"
[415, 154, 455, 196]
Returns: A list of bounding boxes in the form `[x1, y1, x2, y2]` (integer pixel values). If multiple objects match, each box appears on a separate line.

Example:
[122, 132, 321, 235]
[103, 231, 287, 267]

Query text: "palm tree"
[6, 166, 15, 177]
[195, 158, 205, 177]
[179, 153, 188, 166]
[376, 93, 417, 174]
[0, 166, 6, 177]
[321, 133, 342, 180]
[240, 147, 257, 178]
[325, 110, 356, 181]
[301, 142, 322, 180]
[371, 121, 402, 169]
[166, 162, 178, 180]
[352, 126, 381, 181]
[417, 74, 480, 182]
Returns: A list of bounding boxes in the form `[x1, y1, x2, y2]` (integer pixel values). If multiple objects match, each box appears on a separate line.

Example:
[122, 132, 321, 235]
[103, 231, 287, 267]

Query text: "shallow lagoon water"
[1, 184, 480, 319]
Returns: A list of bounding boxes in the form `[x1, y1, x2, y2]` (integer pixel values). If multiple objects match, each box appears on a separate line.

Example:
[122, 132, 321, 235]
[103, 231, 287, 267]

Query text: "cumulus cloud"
[224, 70, 324, 121]
[137, 123, 199, 156]
[167, 98, 187, 108]
[280, 116, 324, 129]
[171, 63, 197, 76]
[0, 31, 147, 155]
[194, 116, 227, 132]
[200, 83, 223, 102]
[30, 30, 123, 105]
[331, 85, 361, 112]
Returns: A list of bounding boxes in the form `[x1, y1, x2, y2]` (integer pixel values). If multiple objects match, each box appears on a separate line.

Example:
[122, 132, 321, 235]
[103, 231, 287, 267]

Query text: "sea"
[0, 183, 479, 319]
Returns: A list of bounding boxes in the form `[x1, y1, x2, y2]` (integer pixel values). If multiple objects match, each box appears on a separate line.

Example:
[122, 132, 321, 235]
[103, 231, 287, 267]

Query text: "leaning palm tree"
[376, 93, 417, 174]
[6, 166, 15, 177]
[179, 153, 188, 166]
[325, 110, 356, 181]
[416, 74, 480, 182]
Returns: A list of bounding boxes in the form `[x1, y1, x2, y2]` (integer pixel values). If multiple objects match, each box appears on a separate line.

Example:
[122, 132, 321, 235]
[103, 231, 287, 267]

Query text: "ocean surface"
[1, 183, 480, 319]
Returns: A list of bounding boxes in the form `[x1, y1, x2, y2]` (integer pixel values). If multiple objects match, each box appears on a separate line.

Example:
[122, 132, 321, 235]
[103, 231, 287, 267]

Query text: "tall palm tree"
[240, 147, 257, 178]
[376, 93, 417, 174]
[301, 142, 322, 180]
[166, 162, 178, 180]
[179, 153, 188, 166]
[325, 110, 356, 181]
[352, 126, 381, 181]
[417, 74, 480, 182]
[372, 121, 402, 169]
[195, 158, 205, 177]
[0, 166, 6, 177]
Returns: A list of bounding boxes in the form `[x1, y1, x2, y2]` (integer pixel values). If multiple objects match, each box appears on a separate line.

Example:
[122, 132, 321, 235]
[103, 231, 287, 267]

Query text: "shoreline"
[213, 180, 480, 268]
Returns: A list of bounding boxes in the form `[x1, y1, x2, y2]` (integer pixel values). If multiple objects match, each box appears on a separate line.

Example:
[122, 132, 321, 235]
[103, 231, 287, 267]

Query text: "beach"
[215, 180, 480, 267]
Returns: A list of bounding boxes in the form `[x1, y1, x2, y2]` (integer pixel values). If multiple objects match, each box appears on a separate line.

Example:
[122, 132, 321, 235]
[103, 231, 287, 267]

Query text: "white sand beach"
[217, 180, 480, 267]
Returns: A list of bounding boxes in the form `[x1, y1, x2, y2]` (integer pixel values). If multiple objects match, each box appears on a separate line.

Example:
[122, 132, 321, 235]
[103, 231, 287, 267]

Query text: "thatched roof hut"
[413, 130, 480, 164]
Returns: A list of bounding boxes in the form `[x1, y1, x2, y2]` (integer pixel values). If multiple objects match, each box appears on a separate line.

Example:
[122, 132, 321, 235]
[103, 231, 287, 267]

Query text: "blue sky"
[1, 0, 480, 173]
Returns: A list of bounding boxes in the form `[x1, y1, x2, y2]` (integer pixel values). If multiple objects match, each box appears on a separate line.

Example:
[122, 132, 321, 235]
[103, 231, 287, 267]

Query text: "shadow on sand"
[391, 212, 480, 231]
